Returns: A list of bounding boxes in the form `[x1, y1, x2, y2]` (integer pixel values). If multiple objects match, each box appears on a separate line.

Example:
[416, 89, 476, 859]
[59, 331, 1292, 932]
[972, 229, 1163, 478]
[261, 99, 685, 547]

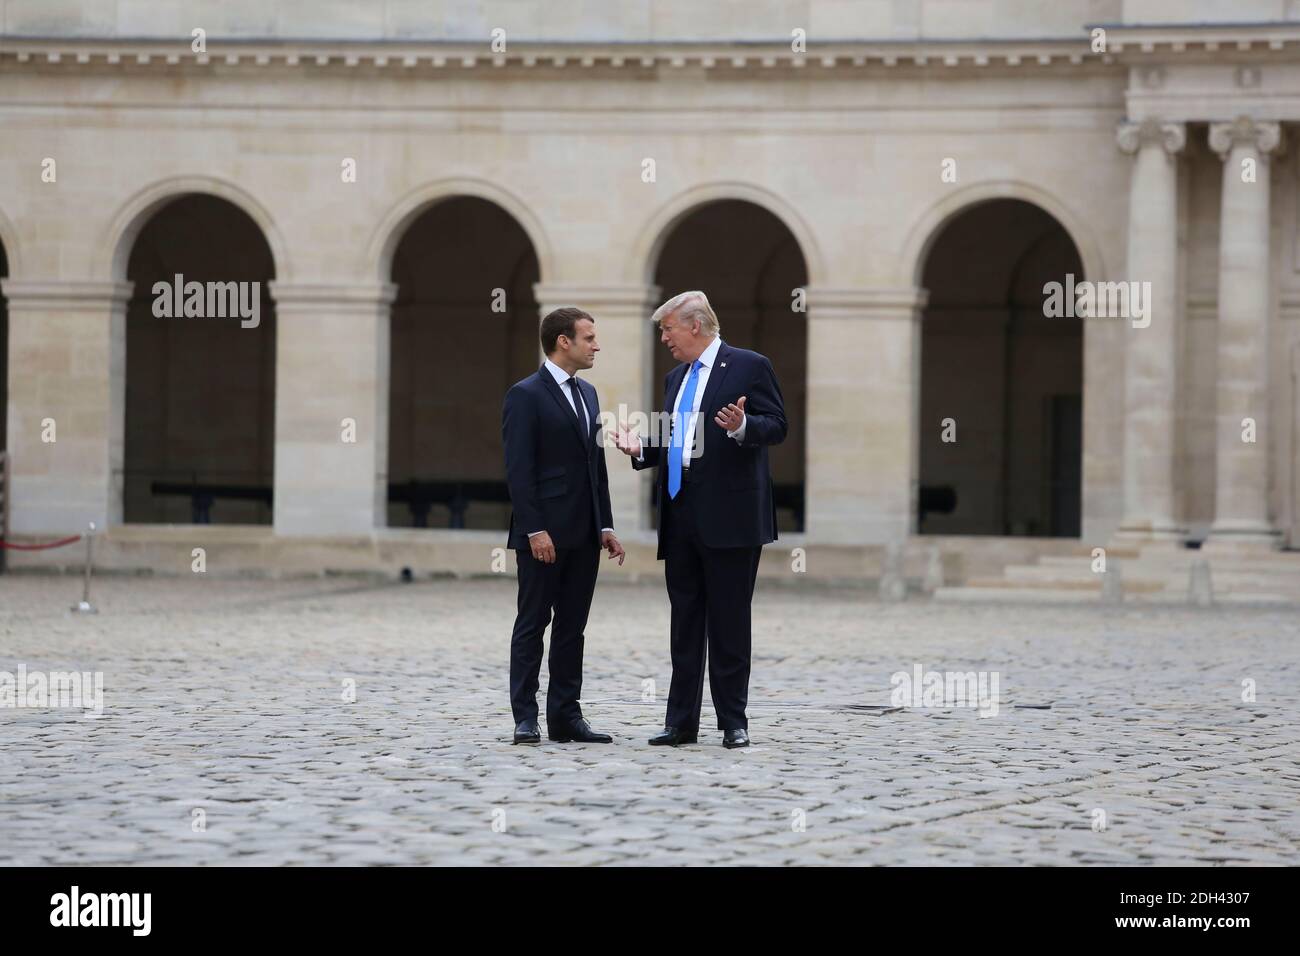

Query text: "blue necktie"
[668, 360, 703, 500]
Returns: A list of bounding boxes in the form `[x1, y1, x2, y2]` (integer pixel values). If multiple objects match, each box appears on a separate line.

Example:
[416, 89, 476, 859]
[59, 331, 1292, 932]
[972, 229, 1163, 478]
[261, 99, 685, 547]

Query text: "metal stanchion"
[71, 521, 98, 614]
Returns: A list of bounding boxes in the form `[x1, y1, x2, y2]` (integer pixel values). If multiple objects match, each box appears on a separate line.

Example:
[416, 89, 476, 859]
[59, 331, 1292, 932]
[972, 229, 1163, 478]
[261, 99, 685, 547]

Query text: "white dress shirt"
[529, 360, 612, 539]
[543, 358, 588, 433]
[638, 336, 746, 465]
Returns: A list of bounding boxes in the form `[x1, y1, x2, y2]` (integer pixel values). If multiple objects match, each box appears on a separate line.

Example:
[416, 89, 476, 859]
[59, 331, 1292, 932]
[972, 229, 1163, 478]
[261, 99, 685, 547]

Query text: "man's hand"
[529, 530, 557, 564]
[601, 530, 626, 566]
[715, 396, 746, 432]
[613, 427, 643, 458]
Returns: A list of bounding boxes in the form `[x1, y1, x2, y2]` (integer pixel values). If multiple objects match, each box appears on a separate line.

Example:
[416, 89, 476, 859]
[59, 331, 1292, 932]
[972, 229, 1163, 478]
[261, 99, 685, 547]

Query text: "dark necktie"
[567, 377, 587, 436]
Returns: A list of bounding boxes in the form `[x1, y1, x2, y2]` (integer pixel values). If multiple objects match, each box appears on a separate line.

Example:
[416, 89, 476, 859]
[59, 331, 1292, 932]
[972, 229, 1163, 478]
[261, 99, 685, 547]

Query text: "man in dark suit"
[614, 291, 787, 749]
[502, 307, 625, 745]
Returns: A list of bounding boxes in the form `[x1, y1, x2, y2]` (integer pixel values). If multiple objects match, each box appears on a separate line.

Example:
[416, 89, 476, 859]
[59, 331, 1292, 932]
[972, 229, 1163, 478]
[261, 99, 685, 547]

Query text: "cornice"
[0, 35, 1123, 74]
[5, 25, 1300, 75]
[1085, 21, 1300, 59]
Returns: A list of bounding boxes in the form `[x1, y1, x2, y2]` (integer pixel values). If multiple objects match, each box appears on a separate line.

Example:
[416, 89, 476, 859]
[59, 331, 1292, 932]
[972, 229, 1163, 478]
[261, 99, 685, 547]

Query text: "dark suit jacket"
[503, 366, 613, 551]
[633, 342, 787, 559]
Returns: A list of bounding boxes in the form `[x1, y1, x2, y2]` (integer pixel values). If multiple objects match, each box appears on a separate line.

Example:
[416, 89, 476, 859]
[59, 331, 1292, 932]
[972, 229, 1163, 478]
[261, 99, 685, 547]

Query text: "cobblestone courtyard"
[2, 573, 1297, 866]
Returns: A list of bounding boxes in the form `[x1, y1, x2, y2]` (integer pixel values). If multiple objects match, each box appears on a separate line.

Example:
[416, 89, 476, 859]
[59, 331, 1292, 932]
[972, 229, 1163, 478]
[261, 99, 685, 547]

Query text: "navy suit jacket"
[633, 342, 787, 559]
[502, 366, 613, 551]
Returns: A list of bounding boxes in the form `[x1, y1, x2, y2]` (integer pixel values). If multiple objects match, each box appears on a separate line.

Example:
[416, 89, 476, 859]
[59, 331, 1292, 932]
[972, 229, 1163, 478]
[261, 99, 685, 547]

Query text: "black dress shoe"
[648, 726, 698, 746]
[548, 718, 613, 743]
[722, 728, 751, 749]
[513, 719, 541, 745]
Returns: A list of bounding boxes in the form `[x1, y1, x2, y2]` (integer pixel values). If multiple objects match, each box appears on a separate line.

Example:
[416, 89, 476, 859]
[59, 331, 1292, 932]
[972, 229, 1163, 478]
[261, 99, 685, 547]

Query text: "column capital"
[808, 286, 928, 318]
[267, 281, 397, 312]
[1116, 119, 1186, 155]
[532, 283, 661, 314]
[1208, 116, 1283, 158]
[0, 279, 133, 309]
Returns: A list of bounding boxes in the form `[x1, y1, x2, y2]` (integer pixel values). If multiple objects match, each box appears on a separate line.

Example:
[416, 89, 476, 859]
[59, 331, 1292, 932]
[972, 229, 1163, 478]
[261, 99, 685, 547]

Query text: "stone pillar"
[805, 287, 927, 545]
[269, 282, 396, 536]
[533, 283, 659, 534]
[1114, 119, 1186, 544]
[0, 280, 132, 533]
[1205, 117, 1283, 551]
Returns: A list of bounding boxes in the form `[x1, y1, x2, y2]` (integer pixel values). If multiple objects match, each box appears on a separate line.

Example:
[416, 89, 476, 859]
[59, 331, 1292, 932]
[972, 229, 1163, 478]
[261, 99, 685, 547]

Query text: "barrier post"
[71, 521, 97, 614]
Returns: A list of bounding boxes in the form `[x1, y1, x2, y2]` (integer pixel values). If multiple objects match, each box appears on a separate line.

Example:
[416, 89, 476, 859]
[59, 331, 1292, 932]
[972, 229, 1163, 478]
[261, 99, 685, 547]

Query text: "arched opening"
[1, 238, 8, 466]
[917, 199, 1083, 537]
[123, 194, 277, 524]
[650, 199, 808, 532]
[386, 196, 540, 529]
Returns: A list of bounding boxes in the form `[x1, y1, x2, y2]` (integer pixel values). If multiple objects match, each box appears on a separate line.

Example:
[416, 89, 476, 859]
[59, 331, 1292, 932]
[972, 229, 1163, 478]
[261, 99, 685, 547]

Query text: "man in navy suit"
[502, 307, 625, 745]
[614, 291, 787, 748]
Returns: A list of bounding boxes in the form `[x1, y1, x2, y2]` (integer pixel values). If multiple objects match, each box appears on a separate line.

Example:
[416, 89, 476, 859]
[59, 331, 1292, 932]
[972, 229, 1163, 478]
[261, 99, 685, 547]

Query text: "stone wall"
[3, 6, 1299, 572]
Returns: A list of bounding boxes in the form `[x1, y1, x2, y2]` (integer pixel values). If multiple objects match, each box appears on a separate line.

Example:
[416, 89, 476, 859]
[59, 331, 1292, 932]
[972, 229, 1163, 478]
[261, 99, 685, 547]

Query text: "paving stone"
[1, 575, 1296, 865]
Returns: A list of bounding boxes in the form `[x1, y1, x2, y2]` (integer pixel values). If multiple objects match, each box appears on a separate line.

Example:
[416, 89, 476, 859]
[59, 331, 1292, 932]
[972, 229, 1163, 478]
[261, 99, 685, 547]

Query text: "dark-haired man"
[502, 307, 625, 745]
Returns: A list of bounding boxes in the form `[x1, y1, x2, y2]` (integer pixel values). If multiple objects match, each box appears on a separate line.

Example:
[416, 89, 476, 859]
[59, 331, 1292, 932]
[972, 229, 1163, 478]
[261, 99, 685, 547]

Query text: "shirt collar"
[543, 358, 574, 385]
[696, 336, 723, 370]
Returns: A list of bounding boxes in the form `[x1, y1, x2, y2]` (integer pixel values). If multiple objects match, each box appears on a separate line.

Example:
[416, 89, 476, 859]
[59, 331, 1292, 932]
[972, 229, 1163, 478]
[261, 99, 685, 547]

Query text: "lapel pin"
[721, 362, 727, 368]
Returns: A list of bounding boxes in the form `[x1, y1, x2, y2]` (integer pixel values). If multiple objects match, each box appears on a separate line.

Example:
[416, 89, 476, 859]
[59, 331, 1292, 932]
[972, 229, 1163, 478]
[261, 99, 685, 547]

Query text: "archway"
[650, 199, 808, 531]
[123, 194, 277, 524]
[1, 237, 8, 469]
[386, 196, 541, 529]
[917, 199, 1084, 536]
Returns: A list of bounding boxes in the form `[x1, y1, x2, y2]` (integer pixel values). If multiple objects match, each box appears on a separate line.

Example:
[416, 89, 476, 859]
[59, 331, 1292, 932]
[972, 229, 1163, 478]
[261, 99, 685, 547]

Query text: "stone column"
[533, 283, 660, 534]
[0, 279, 132, 534]
[1205, 117, 1283, 551]
[805, 287, 927, 545]
[1114, 119, 1186, 544]
[269, 282, 396, 536]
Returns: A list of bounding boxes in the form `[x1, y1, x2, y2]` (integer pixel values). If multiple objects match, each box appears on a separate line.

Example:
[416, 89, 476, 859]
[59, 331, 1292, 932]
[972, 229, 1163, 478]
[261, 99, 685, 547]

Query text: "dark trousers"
[662, 480, 762, 731]
[509, 539, 600, 728]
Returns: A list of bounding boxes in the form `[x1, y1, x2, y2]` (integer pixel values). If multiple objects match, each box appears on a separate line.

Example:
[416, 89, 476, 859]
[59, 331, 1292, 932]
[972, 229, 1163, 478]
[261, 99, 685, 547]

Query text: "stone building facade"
[2, 1, 1299, 582]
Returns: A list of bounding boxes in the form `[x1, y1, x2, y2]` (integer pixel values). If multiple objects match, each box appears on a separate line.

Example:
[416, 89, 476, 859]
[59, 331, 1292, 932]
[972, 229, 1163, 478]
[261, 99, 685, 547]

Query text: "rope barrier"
[0, 535, 83, 551]
[0, 519, 99, 613]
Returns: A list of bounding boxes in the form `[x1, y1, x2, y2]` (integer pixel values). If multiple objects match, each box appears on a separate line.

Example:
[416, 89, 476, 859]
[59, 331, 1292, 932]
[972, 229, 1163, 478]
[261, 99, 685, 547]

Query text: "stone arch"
[629, 181, 826, 289]
[382, 193, 544, 530]
[120, 193, 279, 525]
[368, 177, 555, 285]
[100, 175, 292, 283]
[914, 196, 1087, 537]
[897, 180, 1106, 292]
[640, 190, 813, 533]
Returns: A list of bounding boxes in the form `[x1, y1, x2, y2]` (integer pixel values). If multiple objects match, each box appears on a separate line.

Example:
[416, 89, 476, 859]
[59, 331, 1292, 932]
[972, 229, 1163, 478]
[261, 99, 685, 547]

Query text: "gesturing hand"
[529, 530, 557, 564]
[715, 396, 746, 432]
[613, 427, 643, 458]
[601, 530, 626, 566]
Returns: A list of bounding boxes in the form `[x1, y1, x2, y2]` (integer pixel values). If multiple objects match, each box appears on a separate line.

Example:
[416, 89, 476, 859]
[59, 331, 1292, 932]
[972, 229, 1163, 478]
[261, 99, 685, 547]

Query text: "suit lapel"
[539, 366, 588, 450]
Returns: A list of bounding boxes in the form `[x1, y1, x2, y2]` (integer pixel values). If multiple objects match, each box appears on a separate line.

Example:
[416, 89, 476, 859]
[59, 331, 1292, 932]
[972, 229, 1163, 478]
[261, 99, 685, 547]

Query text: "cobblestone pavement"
[2, 573, 1297, 866]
